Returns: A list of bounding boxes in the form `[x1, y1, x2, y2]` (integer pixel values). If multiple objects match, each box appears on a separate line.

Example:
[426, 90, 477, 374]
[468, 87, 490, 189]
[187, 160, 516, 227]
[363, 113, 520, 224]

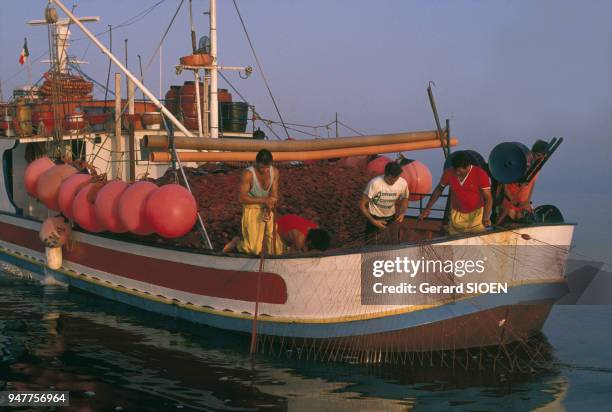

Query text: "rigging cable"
[232, 0, 291, 140]
[104, 25, 113, 107]
[337, 120, 365, 136]
[142, 0, 185, 76]
[70, 0, 169, 42]
[69, 63, 115, 96]
[218, 71, 282, 140]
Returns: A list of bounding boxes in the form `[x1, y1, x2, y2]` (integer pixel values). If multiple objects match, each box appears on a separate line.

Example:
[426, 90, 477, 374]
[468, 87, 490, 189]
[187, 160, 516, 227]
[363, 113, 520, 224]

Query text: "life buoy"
[145, 184, 197, 238]
[24, 156, 54, 197]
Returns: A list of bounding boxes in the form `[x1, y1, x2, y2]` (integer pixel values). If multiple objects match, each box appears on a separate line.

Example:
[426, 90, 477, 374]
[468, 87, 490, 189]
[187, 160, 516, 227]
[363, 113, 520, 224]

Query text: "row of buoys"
[364, 155, 432, 201]
[25, 157, 198, 239]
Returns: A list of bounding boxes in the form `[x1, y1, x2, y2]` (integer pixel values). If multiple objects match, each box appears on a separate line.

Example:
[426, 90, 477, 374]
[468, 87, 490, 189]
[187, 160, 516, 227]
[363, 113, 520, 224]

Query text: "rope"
[504, 228, 612, 269]
[250, 227, 267, 354]
[232, 0, 291, 140]
[142, 0, 185, 76]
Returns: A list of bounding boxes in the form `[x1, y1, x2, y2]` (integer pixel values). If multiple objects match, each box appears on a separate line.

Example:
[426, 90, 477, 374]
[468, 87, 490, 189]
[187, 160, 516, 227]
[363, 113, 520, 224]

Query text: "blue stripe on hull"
[0, 250, 567, 339]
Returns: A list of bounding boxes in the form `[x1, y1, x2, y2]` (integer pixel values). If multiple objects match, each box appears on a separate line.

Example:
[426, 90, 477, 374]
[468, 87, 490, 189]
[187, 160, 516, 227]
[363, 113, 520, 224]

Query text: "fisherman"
[419, 151, 492, 234]
[495, 140, 548, 224]
[276, 214, 331, 253]
[223, 149, 284, 255]
[359, 162, 410, 237]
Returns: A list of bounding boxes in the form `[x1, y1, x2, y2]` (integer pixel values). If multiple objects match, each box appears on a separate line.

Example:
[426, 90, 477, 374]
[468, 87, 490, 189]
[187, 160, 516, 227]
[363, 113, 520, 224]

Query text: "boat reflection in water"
[0, 265, 571, 411]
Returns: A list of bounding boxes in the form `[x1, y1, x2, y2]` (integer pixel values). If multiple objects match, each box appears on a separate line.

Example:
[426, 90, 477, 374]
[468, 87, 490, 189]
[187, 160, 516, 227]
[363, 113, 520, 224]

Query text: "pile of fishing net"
[155, 161, 378, 250]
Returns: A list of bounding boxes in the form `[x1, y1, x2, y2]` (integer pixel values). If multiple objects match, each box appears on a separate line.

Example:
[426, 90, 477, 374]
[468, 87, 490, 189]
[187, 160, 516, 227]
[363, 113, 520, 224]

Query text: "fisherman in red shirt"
[276, 214, 330, 253]
[419, 151, 493, 235]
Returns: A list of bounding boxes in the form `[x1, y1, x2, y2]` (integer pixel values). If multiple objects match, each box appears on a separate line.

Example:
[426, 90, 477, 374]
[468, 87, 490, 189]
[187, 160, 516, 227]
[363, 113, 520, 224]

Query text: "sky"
[1, 0, 611, 197]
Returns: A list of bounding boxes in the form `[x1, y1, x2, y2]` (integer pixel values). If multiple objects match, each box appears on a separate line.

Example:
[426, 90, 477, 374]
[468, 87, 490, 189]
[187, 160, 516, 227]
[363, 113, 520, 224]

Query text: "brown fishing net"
[156, 161, 379, 250]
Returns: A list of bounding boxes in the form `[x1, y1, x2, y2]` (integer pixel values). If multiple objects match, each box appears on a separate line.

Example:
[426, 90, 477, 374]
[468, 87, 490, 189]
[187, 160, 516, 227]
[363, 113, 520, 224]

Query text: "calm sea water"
[1, 270, 611, 411]
[1, 191, 611, 411]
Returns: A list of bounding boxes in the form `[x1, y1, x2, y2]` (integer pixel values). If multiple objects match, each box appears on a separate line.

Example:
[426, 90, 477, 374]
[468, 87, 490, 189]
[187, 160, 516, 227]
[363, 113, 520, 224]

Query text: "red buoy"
[400, 159, 433, 201]
[36, 164, 78, 211]
[94, 180, 129, 233]
[58, 173, 93, 220]
[73, 183, 106, 233]
[145, 184, 197, 238]
[39, 216, 71, 248]
[24, 157, 54, 197]
[365, 155, 392, 175]
[117, 181, 158, 235]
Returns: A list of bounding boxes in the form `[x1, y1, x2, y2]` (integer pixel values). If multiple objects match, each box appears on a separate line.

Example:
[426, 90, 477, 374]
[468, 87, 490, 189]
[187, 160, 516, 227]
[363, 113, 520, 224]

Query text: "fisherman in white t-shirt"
[359, 161, 410, 237]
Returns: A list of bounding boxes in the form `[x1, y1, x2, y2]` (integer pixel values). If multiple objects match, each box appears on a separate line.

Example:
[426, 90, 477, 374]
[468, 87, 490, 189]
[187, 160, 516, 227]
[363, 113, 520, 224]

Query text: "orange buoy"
[58, 173, 93, 220]
[94, 180, 129, 233]
[39, 216, 71, 248]
[145, 184, 197, 238]
[73, 182, 106, 233]
[24, 157, 54, 197]
[36, 164, 78, 211]
[365, 155, 392, 175]
[117, 181, 158, 235]
[339, 156, 368, 168]
[400, 159, 433, 201]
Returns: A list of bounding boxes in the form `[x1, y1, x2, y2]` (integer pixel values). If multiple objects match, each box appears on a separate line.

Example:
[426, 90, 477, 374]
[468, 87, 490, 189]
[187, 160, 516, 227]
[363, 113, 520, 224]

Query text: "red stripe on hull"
[0, 220, 287, 304]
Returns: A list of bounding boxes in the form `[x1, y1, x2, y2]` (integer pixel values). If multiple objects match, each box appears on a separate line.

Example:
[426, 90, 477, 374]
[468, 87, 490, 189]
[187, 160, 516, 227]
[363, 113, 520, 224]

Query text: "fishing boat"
[0, 0, 574, 359]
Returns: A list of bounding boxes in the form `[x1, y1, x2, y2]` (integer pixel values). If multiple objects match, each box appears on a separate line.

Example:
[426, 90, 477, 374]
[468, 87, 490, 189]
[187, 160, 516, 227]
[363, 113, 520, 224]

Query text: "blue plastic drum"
[488, 142, 533, 184]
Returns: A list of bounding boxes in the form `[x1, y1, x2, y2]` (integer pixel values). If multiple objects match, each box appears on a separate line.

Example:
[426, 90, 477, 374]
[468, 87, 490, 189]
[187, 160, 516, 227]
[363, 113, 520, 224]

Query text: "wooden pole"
[144, 130, 446, 152]
[427, 83, 448, 158]
[124, 39, 129, 101]
[114, 73, 122, 178]
[150, 138, 458, 162]
[250, 206, 276, 355]
[194, 70, 203, 137]
[203, 71, 210, 137]
[335, 112, 339, 138]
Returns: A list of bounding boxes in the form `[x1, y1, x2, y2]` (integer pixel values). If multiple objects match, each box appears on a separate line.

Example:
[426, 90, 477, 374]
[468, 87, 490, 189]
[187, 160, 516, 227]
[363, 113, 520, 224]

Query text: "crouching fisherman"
[223, 149, 284, 255]
[419, 151, 492, 235]
[277, 214, 330, 253]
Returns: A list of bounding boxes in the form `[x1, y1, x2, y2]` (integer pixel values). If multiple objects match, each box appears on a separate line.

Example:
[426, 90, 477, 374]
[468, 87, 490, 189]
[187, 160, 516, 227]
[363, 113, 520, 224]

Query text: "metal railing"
[406, 191, 449, 217]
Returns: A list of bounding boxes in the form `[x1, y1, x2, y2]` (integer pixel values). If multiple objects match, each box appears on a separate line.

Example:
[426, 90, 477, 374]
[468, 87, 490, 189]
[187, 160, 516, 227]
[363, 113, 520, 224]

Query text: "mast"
[50, 0, 194, 137]
[28, 15, 99, 74]
[209, 0, 219, 138]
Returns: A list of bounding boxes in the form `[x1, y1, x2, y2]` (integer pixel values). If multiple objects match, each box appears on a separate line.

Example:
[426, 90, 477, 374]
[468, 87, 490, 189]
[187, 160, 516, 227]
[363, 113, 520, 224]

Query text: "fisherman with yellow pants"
[418, 151, 492, 235]
[223, 149, 284, 255]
